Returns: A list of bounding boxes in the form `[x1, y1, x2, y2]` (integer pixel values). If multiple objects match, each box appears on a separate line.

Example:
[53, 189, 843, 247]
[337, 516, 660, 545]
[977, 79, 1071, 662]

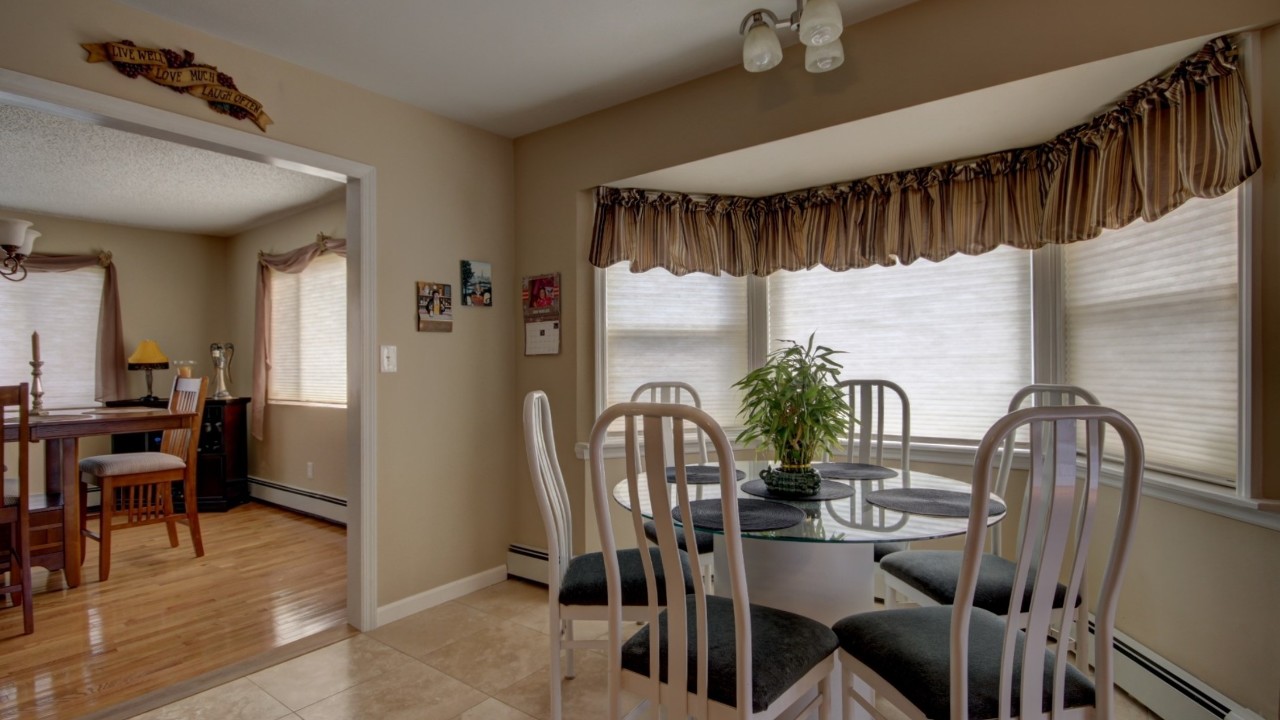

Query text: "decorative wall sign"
[460, 260, 492, 307]
[82, 40, 273, 131]
[522, 272, 560, 355]
[417, 281, 453, 332]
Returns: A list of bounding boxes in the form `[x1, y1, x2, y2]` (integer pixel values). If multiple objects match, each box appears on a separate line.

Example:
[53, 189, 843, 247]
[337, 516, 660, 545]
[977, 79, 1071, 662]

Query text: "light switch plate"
[380, 345, 397, 372]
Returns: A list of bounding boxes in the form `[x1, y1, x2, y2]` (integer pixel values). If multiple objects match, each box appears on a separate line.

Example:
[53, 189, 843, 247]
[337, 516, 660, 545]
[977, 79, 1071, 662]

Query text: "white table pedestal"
[713, 537, 876, 720]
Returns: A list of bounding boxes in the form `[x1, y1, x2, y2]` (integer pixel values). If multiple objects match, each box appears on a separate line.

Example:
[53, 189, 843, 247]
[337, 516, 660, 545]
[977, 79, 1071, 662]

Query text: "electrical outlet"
[380, 345, 397, 372]
[306, 461, 314, 480]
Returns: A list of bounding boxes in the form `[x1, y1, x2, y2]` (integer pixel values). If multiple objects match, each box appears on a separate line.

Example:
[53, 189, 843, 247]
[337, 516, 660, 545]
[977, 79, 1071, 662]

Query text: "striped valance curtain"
[589, 36, 1260, 276]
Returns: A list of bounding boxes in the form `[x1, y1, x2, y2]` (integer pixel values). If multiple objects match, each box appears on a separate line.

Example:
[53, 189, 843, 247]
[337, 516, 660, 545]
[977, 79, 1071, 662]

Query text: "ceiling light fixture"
[0, 217, 40, 281]
[740, 0, 845, 74]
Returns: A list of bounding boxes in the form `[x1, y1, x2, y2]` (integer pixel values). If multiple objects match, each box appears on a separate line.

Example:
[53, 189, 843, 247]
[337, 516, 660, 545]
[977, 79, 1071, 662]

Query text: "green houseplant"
[733, 334, 852, 496]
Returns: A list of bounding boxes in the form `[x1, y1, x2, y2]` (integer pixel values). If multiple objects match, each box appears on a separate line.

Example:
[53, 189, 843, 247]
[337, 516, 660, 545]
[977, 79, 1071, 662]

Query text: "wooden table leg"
[46, 438, 81, 588]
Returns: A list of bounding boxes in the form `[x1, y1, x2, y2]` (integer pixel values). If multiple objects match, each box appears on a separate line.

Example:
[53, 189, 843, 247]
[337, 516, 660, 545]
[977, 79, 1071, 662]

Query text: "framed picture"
[416, 281, 453, 332]
[522, 272, 561, 355]
[460, 260, 492, 307]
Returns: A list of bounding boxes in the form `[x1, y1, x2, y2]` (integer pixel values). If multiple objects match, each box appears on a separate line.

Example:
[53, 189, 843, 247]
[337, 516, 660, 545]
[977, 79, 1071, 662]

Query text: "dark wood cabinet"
[108, 396, 250, 512]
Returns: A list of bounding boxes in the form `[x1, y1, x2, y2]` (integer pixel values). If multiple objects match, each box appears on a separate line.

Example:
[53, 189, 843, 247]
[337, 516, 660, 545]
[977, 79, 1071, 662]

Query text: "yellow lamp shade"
[127, 339, 170, 368]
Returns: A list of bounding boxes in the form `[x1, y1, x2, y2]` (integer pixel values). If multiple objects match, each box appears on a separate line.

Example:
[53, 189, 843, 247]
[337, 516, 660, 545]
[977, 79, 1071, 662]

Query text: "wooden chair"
[881, 384, 1099, 666]
[0, 383, 34, 635]
[831, 379, 911, 599]
[78, 376, 208, 582]
[630, 381, 717, 593]
[589, 401, 838, 719]
[834, 404, 1143, 719]
[524, 390, 696, 720]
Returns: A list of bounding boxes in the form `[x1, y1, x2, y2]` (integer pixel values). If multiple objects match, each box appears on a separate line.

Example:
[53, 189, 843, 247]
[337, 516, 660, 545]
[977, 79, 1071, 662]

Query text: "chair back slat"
[161, 376, 208, 469]
[590, 401, 750, 716]
[834, 380, 910, 476]
[630, 382, 710, 470]
[953, 404, 1142, 720]
[522, 392, 574, 593]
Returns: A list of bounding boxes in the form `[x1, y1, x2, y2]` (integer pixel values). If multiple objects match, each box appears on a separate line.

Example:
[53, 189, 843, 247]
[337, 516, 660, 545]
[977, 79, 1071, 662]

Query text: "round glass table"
[612, 465, 1006, 624]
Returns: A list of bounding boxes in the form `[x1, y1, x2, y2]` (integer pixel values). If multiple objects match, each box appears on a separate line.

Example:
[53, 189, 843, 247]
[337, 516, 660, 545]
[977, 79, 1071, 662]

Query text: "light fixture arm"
[739, 8, 779, 35]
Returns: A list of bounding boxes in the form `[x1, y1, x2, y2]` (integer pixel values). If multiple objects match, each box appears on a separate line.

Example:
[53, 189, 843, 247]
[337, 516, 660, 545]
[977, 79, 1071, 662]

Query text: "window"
[600, 189, 1244, 490]
[1064, 191, 1239, 485]
[269, 252, 346, 405]
[0, 266, 103, 407]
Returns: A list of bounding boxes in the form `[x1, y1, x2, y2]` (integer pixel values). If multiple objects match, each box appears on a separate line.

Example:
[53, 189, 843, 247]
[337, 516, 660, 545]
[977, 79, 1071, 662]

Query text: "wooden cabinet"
[107, 396, 250, 512]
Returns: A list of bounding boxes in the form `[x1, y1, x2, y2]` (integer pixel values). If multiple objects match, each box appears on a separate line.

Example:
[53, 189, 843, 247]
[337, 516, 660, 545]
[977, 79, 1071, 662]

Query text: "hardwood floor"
[0, 502, 349, 720]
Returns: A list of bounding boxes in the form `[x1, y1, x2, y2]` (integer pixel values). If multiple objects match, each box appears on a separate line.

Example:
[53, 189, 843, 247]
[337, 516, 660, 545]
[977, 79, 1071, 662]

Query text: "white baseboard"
[248, 477, 346, 524]
[1096, 623, 1265, 720]
[375, 565, 508, 627]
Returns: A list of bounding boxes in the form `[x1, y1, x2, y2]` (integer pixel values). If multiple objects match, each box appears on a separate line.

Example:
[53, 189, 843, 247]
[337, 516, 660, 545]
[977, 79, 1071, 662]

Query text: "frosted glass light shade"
[743, 21, 783, 72]
[799, 0, 843, 47]
[0, 217, 33, 250]
[805, 39, 844, 73]
[18, 229, 39, 257]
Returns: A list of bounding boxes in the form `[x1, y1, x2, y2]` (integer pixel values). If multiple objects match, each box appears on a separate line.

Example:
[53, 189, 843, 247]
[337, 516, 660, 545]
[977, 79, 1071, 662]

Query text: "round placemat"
[812, 462, 898, 480]
[672, 498, 805, 531]
[665, 465, 746, 484]
[866, 488, 1006, 517]
[740, 478, 855, 501]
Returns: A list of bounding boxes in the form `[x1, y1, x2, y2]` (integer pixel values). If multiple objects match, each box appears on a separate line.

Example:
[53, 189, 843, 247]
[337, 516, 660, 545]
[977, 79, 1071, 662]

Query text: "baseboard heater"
[1092, 621, 1261, 720]
[248, 477, 346, 525]
[507, 543, 549, 585]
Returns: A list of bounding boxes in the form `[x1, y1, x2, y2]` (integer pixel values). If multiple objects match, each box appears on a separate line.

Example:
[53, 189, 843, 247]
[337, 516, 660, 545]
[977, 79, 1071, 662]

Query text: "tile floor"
[129, 579, 1161, 720]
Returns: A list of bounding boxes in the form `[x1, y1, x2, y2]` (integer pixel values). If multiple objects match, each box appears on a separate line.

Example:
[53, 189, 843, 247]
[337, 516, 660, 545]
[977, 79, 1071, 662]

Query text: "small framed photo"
[461, 260, 492, 307]
[416, 281, 453, 332]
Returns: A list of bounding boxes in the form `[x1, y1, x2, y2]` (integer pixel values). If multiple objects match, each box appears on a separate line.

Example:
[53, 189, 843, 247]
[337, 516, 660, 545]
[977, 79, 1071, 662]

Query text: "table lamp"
[128, 339, 170, 402]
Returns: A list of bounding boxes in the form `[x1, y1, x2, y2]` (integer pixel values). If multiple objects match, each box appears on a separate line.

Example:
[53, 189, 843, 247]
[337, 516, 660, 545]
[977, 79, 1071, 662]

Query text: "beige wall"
[225, 199, 348, 499]
[0, 1, 517, 606]
[514, 0, 1280, 714]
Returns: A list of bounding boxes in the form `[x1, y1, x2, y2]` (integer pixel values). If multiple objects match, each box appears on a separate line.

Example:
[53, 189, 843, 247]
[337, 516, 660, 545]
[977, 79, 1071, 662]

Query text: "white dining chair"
[881, 383, 1100, 666]
[831, 379, 911, 600]
[589, 401, 838, 720]
[524, 390, 696, 720]
[834, 404, 1145, 719]
[631, 381, 717, 593]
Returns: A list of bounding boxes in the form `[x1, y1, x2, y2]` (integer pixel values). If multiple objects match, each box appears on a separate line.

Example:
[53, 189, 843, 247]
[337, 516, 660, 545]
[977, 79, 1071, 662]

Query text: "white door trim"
[0, 67, 380, 630]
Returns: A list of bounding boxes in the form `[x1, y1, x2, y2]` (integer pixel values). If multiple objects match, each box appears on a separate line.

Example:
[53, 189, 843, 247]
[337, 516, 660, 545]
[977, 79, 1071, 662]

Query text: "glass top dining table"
[611, 462, 1005, 545]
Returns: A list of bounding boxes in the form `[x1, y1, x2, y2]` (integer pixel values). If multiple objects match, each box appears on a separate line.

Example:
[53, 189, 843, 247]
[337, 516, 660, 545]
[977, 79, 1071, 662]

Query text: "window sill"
[576, 438, 1280, 531]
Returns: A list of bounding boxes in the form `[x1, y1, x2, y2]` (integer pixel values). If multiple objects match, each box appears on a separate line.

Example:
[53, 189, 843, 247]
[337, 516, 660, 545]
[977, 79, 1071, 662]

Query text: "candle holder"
[29, 359, 48, 415]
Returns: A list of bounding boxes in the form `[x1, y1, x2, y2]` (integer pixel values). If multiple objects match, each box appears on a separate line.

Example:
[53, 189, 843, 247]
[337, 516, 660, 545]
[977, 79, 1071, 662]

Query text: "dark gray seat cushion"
[644, 519, 715, 555]
[873, 541, 908, 562]
[621, 595, 837, 712]
[833, 605, 1094, 718]
[880, 550, 1078, 614]
[559, 548, 695, 607]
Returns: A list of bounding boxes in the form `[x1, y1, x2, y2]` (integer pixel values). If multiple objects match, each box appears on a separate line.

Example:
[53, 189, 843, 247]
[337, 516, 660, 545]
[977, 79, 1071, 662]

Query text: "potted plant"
[733, 334, 851, 496]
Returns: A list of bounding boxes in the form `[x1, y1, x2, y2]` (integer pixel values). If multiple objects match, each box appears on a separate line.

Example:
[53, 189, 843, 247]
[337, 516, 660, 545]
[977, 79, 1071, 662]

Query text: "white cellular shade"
[0, 266, 102, 407]
[269, 252, 347, 405]
[769, 246, 1032, 442]
[1065, 190, 1238, 485]
[604, 265, 748, 433]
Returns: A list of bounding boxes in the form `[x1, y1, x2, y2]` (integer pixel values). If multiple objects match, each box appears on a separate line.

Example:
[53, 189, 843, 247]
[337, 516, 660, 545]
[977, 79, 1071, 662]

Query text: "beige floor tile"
[492, 649, 646, 720]
[130, 678, 293, 720]
[368, 600, 497, 658]
[420, 619, 552, 695]
[454, 579, 548, 620]
[453, 697, 539, 720]
[247, 634, 410, 710]
[295, 662, 486, 720]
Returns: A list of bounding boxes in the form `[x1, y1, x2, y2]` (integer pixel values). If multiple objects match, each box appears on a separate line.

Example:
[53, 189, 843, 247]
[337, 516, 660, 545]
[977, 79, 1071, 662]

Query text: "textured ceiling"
[112, 0, 918, 138]
[0, 104, 344, 237]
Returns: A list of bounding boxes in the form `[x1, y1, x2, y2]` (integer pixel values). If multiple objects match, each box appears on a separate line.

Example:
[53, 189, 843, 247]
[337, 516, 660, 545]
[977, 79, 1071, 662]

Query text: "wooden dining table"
[3, 407, 195, 588]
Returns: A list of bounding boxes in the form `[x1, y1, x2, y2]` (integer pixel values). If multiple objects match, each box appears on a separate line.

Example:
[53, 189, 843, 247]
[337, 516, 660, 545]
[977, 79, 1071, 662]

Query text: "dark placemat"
[740, 478, 855, 501]
[866, 488, 1006, 517]
[665, 465, 746, 484]
[672, 498, 805, 532]
[812, 462, 898, 480]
